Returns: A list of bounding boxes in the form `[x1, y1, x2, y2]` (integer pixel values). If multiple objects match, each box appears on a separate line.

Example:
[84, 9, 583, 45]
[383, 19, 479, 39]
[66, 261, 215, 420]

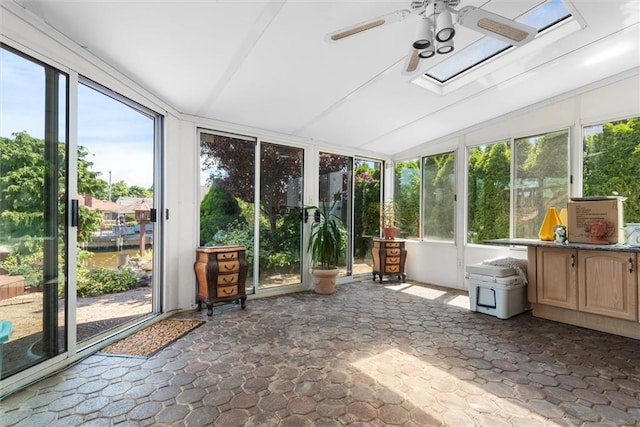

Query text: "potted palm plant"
[381, 201, 399, 240]
[306, 201, 345, 294]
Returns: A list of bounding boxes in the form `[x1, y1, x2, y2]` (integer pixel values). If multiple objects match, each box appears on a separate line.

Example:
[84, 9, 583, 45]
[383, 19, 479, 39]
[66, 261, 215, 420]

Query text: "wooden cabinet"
[536, 247, 578, 309]
[578, 251, 637, 321]
[194, 246, 248, 316]
[371, 239, 406, 283]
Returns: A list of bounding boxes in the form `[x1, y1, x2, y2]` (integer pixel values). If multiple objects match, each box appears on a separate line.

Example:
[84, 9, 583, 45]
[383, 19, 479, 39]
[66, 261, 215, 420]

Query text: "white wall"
[404, 73, 640, 290]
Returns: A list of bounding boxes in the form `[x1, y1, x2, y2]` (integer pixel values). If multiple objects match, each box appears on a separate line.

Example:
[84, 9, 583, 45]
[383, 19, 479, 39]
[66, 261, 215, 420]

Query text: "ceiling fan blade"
[403, 48, 421, 75]
[326, 9, 411, 42]
[457, 6, 537, 47]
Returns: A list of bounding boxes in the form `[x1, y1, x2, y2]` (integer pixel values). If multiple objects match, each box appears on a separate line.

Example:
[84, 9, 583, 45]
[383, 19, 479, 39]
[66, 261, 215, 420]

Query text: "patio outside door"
[259, 142, 304, 288]
[0, 47, 68, 379]
[75, 81, 158, 346]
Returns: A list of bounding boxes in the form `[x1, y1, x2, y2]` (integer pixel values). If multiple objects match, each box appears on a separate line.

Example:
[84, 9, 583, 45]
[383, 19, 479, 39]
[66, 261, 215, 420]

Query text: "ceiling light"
[436, 38, 454, 54]
[435, 6, 454, 42]
[419, 45, 435, 59]
[413, 17, 433, 50]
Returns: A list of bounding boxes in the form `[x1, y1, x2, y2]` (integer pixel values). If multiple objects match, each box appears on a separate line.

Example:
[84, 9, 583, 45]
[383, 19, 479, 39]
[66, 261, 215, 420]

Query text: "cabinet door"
[536, 247, 578, 309]
[578, 251, 637, 321]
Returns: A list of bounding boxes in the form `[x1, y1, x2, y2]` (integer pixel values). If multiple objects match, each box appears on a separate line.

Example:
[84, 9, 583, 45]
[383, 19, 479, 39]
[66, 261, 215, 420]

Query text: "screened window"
[514, 129, 569, 239]
[583, 117, 640, 224]
[467, 142, 511, 243]
[422, 152, 455, 241]
[394, 159, 420, 239]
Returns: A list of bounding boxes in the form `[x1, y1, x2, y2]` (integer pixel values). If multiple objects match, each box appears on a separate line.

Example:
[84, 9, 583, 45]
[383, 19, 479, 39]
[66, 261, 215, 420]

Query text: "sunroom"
[0, 0, 639, 401]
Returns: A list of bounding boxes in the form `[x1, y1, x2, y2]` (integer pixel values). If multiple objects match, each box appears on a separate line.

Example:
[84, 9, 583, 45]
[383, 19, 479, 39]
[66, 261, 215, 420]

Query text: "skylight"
[426, 0, 572, 84]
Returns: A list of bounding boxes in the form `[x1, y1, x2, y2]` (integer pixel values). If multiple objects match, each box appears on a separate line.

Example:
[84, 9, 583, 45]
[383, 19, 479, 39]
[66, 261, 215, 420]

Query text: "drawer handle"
[222, 276, 235, 283]
[571, 254, 575, 268]
[222, 288, 235, 295]
[630, 257, 634, 274]
[223, 264, 236, 271]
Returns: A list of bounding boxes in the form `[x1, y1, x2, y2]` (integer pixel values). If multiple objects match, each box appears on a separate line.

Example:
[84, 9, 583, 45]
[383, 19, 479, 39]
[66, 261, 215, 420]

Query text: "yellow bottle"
[538, 207, 561, 241]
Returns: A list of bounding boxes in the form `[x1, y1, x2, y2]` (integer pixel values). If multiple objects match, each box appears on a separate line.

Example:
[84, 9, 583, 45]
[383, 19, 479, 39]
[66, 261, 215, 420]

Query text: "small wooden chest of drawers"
[371, 239, 407, 283]
[194, 246, 248, 316]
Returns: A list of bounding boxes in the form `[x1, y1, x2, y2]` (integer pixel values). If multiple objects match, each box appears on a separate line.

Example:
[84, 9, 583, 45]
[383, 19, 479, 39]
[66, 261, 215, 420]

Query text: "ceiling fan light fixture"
[419, 45, 435, 58]
[477, 18, 527, 42]
[435, 8, 455, 42]
[412, 17, 433, 49]
[457, 5, 537, 47]
[436, 38, 454, 54]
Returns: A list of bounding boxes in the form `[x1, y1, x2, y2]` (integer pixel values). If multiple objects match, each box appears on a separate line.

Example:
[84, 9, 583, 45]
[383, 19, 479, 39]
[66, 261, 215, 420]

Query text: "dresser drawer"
[217, 273, 238, 286]
[218, 260, 240, 273]
[217, 285, 238, 298]
[385, 264, 401, 274]
[386, 248, 401, 256]
[385, 242, 401, 248]
[217, 251, 238, 261]
[386, 256, 400, 265]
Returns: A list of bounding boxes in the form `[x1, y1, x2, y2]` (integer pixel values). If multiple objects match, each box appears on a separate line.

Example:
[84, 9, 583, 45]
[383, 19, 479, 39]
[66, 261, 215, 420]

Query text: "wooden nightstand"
[371, 239, 407, 283]
[194, 246, 248, 316]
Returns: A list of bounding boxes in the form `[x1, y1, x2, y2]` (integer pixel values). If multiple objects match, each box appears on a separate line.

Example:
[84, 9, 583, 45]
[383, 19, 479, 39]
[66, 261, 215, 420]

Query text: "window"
[514, 130, 569, 239]
[583, 117, 640, 224]
[394, 159, 420, 239]
[467, 129, 569, 243]
[467, 142, 511, 243]
[422, 152, 455, 241]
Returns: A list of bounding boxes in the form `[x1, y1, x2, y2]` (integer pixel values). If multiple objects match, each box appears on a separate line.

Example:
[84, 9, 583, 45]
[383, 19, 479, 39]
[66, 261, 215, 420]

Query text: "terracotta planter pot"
[382, 227, 398, 240]
[311, 268, 339, 294]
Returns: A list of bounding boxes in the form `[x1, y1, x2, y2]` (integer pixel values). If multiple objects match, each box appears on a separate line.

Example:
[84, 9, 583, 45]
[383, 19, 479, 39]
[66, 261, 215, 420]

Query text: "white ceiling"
[12, 0, 640, 157]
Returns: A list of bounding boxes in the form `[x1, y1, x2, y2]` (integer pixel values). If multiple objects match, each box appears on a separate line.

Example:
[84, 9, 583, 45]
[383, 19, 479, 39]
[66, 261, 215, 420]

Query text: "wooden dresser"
[194, 246, 248, 316]
[371, 239, 407, 283]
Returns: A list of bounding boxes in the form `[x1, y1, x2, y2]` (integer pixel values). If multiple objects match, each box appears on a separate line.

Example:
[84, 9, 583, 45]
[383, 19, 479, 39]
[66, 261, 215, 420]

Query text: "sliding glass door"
[354, 158, 382, 274]
[0, 46, 68, 378]
[1, 45, 163, 381]
[75, 80, 159, 346]
[259, 142, 304, 288]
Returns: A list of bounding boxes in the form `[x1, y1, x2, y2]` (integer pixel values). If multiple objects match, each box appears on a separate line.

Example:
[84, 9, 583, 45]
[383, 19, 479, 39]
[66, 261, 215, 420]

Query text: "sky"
[1, 48, 154, 189]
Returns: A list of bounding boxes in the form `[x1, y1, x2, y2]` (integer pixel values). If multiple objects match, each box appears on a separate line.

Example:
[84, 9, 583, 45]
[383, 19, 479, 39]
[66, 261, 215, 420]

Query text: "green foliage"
[76, 267, 139, 297]
[199, 183, 245, 246]
[394, 160, 420, 239]
[468, 142, 511, 243]
[354, 161, 381, 259]
[78, 205, 103, 243]
[423, 152, 455, 240]
[0, 132, 106, 239]
[307, 202, 345, 268]
[584, 117, 640, 223]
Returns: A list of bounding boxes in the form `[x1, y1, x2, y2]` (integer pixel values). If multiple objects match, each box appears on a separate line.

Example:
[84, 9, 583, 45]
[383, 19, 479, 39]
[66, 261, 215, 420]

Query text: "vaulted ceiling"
[11, 0, 640, 157]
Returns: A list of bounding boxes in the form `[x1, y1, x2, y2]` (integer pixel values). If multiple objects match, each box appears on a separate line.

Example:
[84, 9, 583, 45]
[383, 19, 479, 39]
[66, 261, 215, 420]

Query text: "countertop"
[483, 238, 640, 253]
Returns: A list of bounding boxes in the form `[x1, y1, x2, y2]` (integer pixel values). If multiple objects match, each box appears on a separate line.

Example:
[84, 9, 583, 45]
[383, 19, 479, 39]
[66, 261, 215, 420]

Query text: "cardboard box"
[567, 197, 624, 244]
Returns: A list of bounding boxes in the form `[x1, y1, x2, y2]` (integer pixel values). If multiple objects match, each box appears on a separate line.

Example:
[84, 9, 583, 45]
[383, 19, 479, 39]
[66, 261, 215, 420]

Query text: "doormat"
[99, 319, 204, 358]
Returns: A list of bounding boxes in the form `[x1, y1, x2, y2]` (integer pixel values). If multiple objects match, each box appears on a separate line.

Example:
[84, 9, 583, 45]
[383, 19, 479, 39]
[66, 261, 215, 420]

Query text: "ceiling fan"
[326, 0, 538, 74]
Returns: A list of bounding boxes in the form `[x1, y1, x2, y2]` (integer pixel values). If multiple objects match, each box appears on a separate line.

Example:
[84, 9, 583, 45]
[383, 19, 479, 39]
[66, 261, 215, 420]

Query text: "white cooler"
[466, 263, 530, 319]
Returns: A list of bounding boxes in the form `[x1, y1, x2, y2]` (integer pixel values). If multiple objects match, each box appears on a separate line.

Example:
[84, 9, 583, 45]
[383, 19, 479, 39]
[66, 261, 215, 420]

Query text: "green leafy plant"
[306, 202, 345, 269]
[381, 201, 400, 228]
[76, 267, 139, 297]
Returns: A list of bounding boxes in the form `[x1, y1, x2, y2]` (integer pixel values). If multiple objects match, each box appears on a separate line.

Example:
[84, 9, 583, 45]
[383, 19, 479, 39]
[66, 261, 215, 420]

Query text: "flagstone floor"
[1, 280, 639, 426]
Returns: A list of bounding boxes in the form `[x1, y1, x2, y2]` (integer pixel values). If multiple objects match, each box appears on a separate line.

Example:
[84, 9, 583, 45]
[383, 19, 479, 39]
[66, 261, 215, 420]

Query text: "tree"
[199, 182, 244, 245]
[128, 185, 152, 198]
[584, 117, 640, 223]
[394, 160, 420, 239]
[0, 132, 104, 240]
[468, 143, 511, 242]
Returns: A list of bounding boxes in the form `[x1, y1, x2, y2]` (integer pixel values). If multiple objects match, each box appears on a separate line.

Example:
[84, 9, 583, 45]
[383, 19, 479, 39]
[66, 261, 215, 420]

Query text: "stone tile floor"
[1, 280, 639, 426]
